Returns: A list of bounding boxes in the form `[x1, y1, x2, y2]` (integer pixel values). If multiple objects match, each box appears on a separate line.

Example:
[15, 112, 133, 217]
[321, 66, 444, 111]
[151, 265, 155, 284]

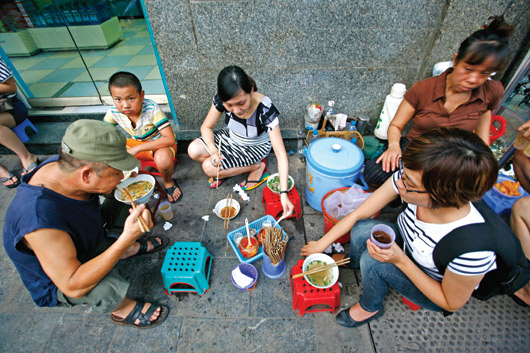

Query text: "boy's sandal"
[1, 172, 20, 189]
[22, 158, 41, 175]
[208, 177, 226, 189]
[111, 301, 169, 329]
[165, 179, 183, 203]
[134, 235, 169, 257]
[240, 172, 270, 191]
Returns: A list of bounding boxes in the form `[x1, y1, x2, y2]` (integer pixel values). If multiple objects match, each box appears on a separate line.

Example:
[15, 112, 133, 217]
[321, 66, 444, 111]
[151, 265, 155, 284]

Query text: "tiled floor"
[7, 19, 164, 98]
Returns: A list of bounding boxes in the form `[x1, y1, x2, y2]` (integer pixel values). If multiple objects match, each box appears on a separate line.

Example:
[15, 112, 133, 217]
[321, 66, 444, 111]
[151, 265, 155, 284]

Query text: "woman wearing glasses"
[301, 127, 525, 327]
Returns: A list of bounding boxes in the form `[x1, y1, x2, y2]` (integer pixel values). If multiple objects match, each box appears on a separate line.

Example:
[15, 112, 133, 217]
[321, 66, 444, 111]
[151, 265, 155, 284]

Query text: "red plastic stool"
[261, 185, 302, 220]
[139, 156, 178, 177]
[401, 296, 421, 311]
[290, 259, 340, 317]
[489, 115, 506, 145]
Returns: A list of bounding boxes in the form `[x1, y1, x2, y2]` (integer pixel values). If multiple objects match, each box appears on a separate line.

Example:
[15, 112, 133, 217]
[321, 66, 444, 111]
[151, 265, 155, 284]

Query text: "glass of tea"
[370, 224, 396, 249]
[257, 220, 272, 245]
[239, 235, 259, 259]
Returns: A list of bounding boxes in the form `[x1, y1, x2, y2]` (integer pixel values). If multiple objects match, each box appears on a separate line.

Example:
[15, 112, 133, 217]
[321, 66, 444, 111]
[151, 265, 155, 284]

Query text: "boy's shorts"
[126, 138, 177, 161]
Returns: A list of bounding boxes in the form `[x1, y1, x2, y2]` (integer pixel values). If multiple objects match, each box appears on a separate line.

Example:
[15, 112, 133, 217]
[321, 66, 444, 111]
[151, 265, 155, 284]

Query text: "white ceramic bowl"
[114, 174, 156, 205]
[266, 173, 295, 194]
[302, 253, 339, 289]
[214, 198, 241, 219]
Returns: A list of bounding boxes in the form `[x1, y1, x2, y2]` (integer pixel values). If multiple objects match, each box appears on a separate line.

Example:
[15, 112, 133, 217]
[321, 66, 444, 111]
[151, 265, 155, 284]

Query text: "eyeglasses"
[397, 159, 428, 194]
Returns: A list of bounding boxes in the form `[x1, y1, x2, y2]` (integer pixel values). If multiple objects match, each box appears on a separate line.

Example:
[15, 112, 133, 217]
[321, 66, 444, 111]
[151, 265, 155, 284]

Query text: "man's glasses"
[397, 160, 428, 194]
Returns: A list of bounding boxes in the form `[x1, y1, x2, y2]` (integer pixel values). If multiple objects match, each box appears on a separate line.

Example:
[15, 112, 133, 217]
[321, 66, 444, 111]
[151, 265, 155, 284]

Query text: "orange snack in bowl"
[494, 180, 520, 196]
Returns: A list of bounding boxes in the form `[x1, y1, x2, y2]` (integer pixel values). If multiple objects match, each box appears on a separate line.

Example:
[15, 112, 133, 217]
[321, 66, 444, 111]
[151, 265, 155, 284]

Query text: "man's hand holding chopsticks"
[122, 204, 153, 241]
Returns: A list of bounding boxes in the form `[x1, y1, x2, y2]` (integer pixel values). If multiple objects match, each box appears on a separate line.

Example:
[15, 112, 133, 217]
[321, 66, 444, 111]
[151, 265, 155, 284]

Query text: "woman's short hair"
[108, 71, 142, 94]
[402, 127, 498, 209]
[217, 65, 257, 102]
[455, 15, 514, 71]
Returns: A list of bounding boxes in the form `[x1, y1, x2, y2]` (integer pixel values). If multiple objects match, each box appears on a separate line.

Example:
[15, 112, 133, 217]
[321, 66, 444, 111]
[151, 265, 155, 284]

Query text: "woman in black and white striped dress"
[301, 127, 528, 328]
[188, 65, 294, 216]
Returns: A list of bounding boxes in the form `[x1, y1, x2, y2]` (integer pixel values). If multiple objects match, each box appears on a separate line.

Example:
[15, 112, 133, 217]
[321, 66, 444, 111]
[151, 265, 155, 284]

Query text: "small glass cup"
[233, 232, 244, 247]
[514, 128, 530, 150]
[239, 235, 259, 259]
[370, 224, 396, 249]
[258, 220, 272, 245]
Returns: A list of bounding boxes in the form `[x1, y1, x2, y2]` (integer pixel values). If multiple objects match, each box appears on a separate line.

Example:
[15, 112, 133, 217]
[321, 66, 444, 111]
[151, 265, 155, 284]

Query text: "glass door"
[0, 0, 167, 106]
[492, 51, 530, 166]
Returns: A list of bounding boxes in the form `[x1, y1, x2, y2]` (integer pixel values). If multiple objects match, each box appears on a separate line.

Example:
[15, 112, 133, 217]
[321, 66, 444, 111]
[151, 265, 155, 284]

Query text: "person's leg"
[0, 162, 18, 187]
[56, 268, 130, 314]
[341, 219, 441, 324]
[513, 150, 530, 193]
[511, 196, 530, 259]
[510, 196, 530, 306]
[187, 138, 210, 163]
[56, 268, 164, 325]
[0, 112, 37, 173]
[198, 129, 270, 186]
[153, 146, 181, 202]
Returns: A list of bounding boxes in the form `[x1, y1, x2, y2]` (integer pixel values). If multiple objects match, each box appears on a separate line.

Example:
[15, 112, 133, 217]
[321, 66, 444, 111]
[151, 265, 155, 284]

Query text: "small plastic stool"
[11, 118, 38, 143]
[261, 185, 302, 220]
[489, 115, 506, 145]
[161, 242, 213, 296]
[138, 156, 178, 177]
[290, 259, 340, 317]
[401, 296, 421, 311]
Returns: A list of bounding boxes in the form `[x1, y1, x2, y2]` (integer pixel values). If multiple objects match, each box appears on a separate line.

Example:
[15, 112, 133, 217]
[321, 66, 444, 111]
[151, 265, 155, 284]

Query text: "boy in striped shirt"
[104, 72, 182, 202]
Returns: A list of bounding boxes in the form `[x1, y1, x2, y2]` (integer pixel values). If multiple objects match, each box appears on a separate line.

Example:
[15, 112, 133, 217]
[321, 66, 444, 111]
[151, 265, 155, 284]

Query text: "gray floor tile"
[42, 313, 116, 353]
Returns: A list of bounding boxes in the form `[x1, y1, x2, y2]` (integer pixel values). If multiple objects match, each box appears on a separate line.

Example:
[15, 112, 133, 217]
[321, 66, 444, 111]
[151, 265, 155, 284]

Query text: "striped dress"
[391, 172, 497, 281]
[0, 59, 16, 99]
[199, 95, 280, 170]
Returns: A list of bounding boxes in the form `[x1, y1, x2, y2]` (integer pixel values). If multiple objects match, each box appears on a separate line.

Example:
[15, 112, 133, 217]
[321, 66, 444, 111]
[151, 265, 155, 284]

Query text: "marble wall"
[144, 0, 530, 139]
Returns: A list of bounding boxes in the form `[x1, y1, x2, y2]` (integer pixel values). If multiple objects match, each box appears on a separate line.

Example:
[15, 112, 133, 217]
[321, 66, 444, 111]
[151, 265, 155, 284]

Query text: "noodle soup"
[306, 260, 334, 287]
[120, 181, 153, 201]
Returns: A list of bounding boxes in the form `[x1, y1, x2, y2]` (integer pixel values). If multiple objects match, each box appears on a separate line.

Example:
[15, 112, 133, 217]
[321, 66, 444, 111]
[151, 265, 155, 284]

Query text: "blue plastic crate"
[227, 215, 288, 264]
[483, 174, 529, 216]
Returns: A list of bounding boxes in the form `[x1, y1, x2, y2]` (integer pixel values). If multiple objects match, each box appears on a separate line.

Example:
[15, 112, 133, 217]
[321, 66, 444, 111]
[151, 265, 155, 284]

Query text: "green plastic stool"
[161, 242, 213, 296]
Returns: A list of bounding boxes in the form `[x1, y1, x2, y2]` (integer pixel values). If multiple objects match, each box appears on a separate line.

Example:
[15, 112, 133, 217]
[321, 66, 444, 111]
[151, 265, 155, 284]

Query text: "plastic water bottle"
[374, 83, 406, 140]
[346, 122, 356, 131]
[326, 100, 336, 117]
[308, 129, 320, 144]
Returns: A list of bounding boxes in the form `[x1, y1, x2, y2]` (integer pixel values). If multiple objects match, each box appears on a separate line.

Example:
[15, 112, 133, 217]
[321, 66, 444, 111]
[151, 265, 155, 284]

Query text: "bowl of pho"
[115, 174, 156, 205]
[266, 173, 294, 194]
[302, 253, 339, 289]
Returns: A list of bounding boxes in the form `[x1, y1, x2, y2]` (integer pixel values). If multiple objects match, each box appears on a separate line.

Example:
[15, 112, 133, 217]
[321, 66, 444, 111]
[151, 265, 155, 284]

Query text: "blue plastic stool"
[161, 242, 213, 296]
[11, 118, 38, 143]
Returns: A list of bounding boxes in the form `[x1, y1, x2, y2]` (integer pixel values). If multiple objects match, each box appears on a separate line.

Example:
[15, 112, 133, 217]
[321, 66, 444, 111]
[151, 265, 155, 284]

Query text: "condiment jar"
[239, 235, 259, 259]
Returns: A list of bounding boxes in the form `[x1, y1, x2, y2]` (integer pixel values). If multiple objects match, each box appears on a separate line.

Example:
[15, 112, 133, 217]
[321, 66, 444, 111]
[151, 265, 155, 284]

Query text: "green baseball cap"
[61, 119, 140, 171]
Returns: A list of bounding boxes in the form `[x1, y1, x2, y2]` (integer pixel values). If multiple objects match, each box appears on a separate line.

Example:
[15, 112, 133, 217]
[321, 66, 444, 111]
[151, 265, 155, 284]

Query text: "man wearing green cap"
[3, 119, 169, 328]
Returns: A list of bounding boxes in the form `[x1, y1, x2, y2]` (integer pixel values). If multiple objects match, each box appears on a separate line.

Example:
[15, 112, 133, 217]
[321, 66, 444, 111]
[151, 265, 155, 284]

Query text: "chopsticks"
[216, 137, 223, 189]
[291, 257, 350, 279]
[223, 193, 233, 230]
[263, 227, 287, 265]
[121, 187, 151, 233]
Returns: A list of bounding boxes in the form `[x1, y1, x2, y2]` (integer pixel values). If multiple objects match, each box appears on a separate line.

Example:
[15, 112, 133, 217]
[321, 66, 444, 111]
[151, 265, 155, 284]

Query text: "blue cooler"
[305, 137, 366, 212]
[483, 174, 528, 216]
